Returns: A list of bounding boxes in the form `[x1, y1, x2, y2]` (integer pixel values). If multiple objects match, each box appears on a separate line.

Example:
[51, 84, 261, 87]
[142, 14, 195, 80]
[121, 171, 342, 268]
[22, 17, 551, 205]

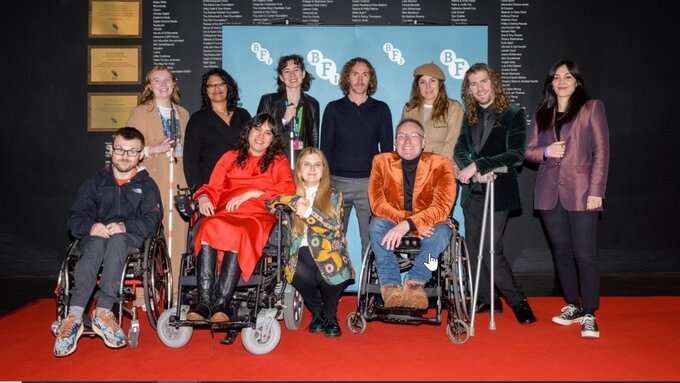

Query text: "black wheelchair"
[51, 224, 174, 348]
[346, 219, 473, 344]
[155, 187, 303, 355]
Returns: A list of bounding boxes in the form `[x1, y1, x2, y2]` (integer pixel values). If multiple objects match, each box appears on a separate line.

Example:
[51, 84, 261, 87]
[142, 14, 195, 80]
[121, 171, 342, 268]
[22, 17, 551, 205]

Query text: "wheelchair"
[51, 224, 174, 348]
[345, 219, 473, 344]
[155, 187, 304, 355]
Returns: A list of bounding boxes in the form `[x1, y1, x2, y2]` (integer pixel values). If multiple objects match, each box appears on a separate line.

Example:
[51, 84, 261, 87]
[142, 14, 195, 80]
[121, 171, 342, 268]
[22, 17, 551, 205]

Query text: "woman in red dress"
[187, 113, 296, 322]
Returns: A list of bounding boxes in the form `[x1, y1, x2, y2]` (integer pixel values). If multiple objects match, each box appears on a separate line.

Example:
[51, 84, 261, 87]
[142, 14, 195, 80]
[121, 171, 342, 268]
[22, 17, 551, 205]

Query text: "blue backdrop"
[223, 25, 487, 290]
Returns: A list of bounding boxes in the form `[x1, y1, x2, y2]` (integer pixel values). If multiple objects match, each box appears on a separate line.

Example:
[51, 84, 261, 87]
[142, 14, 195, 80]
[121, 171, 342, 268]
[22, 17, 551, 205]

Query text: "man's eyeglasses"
[206, 81, 227, 89]
[112, 147, 142, 157]
[395, 132, 424, 141]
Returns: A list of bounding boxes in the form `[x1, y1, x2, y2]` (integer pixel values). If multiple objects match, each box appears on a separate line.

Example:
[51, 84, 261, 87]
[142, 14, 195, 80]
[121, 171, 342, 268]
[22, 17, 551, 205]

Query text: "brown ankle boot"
[403, 280, 428, 310]
[380, 284, 405, 308]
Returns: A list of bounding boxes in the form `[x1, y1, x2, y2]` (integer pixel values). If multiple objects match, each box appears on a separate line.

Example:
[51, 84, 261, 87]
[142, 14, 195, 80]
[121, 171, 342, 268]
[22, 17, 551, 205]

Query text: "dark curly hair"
[234, 113, 285, 173]
[275, 54, 314, 93]
[199, 68, 240, 112]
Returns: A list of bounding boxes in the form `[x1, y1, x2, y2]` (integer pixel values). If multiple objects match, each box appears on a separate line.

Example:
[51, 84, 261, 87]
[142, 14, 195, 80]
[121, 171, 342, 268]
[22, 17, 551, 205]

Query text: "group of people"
[53, 54, 609, 357]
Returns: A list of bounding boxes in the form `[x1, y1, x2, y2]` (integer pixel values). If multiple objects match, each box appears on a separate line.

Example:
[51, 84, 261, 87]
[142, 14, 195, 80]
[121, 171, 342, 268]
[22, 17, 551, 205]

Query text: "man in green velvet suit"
[454, 63, 536, 324]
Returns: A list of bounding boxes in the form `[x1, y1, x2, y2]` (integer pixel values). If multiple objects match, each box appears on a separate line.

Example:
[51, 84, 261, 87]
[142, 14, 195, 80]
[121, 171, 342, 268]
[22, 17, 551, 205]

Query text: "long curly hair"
[404, 75, 450, 125]
[291, 147, 335, 236]
[534, 59, 590, 132]
[461, 63, 510, 125]
[339, 57, 377, 96]
[199, 68, 240, 112]
[138, 65, 181, 109]
[234, 113, 285, 173]
[275, 54, 314, 93]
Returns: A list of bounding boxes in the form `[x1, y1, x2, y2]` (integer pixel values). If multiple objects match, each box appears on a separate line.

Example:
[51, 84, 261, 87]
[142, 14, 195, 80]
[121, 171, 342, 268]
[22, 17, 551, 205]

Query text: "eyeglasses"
[112, 147, 142, 157]
[395, 132, 424, 141]
[206, 81, 227, 89]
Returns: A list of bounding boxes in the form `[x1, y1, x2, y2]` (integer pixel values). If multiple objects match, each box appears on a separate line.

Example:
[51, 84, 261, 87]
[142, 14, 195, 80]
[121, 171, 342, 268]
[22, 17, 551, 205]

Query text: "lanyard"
[157, 105, 180, 142]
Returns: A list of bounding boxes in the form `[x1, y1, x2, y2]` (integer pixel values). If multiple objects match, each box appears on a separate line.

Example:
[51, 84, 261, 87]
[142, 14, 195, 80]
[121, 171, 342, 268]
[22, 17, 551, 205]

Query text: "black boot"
[210, 251, 241, 322]
[187, 245, 217, 321]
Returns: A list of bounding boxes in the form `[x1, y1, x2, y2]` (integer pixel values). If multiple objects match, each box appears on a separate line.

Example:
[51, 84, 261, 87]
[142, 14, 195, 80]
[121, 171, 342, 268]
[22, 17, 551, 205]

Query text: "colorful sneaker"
[552, 304, 584, 325]
[91, 310, 127, 348]
[53, 315, 83, 357]
[580, 314, 600, 338]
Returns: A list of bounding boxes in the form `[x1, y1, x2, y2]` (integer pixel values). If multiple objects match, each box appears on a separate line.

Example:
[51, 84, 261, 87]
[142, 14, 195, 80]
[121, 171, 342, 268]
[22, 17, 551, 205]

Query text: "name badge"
[293, 139, 304, 150]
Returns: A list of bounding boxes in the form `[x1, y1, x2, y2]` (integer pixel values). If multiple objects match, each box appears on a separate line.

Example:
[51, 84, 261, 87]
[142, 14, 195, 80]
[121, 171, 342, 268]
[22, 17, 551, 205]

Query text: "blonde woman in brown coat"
[127, 64, 190, 287]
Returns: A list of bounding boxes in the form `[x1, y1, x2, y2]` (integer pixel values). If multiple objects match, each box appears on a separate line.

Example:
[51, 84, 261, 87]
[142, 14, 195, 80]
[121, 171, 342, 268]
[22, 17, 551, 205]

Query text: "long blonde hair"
[292, 148, 335, 235]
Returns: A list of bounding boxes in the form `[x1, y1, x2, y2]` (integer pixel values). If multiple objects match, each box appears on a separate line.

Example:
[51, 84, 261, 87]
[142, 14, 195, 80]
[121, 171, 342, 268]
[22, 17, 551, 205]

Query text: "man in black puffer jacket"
[54, 127, 162, 357]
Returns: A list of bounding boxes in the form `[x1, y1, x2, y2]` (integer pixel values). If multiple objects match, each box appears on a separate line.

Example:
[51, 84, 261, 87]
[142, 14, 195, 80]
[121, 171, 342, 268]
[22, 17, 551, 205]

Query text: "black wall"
[2, 0, 678, 276]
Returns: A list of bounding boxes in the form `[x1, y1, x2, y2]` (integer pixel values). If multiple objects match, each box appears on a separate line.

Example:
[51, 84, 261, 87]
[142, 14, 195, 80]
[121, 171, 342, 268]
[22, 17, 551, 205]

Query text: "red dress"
[193, 150, 295, 280]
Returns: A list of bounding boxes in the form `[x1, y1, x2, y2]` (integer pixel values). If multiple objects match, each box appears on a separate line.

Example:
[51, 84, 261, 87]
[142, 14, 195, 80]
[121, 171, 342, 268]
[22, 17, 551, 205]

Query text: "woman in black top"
[184, 68, 251, 190]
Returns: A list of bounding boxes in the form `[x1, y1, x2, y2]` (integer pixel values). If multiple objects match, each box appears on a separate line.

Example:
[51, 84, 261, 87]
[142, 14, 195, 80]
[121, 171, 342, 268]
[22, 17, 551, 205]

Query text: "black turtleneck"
[402, 154, 420, 231]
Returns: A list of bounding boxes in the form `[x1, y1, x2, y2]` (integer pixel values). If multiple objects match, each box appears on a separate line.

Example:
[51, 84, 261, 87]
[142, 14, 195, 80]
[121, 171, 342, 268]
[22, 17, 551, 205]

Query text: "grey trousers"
[70, 233, 143, 310]
[330, 175, 371, 258]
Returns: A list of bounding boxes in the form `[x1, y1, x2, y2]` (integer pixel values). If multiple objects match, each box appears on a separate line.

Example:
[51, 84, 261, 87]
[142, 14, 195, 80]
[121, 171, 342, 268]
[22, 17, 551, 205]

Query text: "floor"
[3, 272, 679, 317]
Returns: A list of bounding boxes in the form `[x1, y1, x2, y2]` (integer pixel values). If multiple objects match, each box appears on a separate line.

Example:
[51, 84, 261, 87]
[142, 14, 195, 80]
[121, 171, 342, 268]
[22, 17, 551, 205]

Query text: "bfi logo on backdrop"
[251, 42, 273, 65]
[307, 49, 339, 85]
[383, 42, 469, 80]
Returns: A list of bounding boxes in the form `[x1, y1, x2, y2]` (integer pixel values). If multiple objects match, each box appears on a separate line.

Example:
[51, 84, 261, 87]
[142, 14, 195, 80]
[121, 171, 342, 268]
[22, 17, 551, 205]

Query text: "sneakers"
[53, 315, 83, 357]
[580, 314, 600, 338]
[380, 284, 405, 308]
[91, 310, 127, 348]
[402, 280, 428, 310]
[309, 312, 325, 333]
[552, 304, 584, 325]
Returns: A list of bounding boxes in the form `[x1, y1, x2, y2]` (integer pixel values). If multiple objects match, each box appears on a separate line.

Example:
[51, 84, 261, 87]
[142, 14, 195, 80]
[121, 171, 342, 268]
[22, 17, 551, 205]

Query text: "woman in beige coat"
[401, 62, 463, 165]
[127, 64, 190, 289]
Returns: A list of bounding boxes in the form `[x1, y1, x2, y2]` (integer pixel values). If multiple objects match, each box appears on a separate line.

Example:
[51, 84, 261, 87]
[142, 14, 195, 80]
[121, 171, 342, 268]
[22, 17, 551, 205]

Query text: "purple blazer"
[525, 99, 609, 211]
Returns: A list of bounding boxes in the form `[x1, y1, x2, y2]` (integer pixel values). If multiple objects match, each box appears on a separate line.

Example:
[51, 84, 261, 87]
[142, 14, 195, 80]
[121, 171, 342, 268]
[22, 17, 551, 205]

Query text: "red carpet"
[1, 296, 679, 381]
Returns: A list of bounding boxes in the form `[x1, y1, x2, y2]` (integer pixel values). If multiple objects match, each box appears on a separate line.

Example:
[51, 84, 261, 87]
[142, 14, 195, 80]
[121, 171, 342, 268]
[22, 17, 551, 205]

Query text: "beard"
[112, 158, 137, 174]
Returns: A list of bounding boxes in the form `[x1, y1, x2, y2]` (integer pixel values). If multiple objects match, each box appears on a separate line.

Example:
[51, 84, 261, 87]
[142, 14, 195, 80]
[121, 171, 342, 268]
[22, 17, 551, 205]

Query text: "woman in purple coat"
[525, 60, 609, 339]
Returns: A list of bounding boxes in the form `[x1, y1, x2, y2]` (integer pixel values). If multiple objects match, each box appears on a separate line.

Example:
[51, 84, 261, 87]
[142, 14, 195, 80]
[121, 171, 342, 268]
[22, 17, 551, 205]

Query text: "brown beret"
[413, 62, 445, 80]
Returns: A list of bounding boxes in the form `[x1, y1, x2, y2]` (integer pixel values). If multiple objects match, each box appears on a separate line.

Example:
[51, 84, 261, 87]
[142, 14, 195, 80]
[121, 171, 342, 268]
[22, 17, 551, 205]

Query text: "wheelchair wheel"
[143, 236, 173, 330]
[55, 241, 79, 322]
[128, 319, 140, 348]
[452, 236, 472, 321]
[282, 286, 304, 330]
[157, 305, 192, 348]
[241, 314, 282, 355]
[346, 312, 366, 335]
[446, 318, 470, 344]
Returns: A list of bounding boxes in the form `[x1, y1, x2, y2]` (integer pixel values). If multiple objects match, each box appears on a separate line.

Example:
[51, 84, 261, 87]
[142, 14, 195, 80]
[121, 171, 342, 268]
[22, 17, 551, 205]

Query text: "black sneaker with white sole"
[580, 314, 600, 338]
[552, 304, 584, 325]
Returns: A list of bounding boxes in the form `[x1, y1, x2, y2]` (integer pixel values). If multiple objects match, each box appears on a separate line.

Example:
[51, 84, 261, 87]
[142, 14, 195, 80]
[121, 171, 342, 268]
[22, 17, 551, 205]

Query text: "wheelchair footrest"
[371, 307, 441, 325]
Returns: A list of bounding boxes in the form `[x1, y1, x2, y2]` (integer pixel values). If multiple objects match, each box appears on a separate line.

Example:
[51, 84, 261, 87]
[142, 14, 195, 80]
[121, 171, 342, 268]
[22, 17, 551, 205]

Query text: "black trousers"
[540, 199, 600, 314]
[291, 246, 345, 319]
[463, 191, 526, 307]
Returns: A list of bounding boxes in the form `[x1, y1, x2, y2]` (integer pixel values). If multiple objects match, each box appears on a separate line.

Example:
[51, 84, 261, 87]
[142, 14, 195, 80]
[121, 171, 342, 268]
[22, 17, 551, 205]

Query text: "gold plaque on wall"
[89, 0, 142, 38]
[88, 92, 139, 132]
[88, 45, 141, 84]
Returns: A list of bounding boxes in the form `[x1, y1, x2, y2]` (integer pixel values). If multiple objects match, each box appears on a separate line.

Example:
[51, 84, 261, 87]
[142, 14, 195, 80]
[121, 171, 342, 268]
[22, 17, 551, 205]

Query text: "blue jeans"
[369, 217, 451, 286]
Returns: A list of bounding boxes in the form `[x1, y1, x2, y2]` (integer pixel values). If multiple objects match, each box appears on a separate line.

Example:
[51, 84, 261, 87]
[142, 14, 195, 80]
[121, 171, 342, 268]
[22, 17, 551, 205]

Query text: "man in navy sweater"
[320, 57, 393, 258]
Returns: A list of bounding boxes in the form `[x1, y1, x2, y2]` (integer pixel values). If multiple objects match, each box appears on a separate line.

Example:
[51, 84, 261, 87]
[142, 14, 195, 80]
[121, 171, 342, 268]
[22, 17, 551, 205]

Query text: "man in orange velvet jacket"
[367, 118, 456, 310]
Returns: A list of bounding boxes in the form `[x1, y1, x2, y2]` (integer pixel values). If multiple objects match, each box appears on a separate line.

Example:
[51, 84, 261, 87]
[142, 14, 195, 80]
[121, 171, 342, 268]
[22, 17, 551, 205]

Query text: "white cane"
[167, 150, 175, 268]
